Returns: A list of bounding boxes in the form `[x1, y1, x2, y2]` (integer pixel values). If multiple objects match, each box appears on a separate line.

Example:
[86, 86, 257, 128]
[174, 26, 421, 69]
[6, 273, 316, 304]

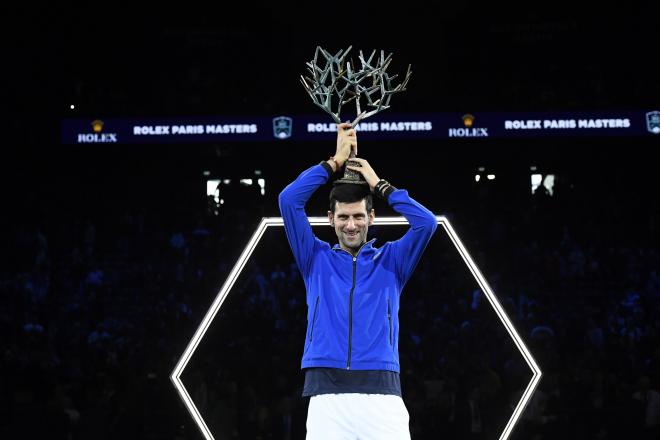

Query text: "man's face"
[328, 199, 375, 254]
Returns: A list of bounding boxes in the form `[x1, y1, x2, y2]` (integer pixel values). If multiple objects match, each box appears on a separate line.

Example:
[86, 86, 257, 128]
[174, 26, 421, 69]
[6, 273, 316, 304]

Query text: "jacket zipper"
[309, 296, 320, 341]
[335, 240, 373, 370]
[388, 299, 393, 345]
[347, 255, 357, 369]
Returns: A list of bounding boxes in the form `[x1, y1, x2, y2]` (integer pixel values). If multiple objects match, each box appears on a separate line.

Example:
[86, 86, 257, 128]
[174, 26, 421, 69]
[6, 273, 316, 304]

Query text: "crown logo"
[91, 120, 104, 133]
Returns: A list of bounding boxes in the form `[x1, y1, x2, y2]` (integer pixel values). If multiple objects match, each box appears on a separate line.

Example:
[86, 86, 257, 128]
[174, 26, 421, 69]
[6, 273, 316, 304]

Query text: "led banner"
[62, 110, 660, 144]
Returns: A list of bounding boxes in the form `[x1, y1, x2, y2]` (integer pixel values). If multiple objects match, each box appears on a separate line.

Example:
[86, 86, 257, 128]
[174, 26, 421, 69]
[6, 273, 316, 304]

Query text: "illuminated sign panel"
[62, 110, 658, 144]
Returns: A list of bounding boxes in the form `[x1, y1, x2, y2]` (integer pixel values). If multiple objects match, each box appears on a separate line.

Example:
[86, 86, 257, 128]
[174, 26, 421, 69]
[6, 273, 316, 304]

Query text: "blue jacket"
[278, 163, 437, 372]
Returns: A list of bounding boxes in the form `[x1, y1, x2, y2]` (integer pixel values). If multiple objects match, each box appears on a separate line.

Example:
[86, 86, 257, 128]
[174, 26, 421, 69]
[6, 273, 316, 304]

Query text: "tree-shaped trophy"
[301, 46, 411, 185]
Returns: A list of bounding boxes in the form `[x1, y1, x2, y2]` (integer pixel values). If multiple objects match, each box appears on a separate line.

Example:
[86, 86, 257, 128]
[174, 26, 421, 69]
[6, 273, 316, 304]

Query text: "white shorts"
[306, 393, 411, 440]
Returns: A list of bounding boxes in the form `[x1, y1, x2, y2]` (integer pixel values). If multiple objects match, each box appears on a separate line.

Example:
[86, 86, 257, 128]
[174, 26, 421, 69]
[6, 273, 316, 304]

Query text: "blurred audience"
[0, 178, 657, 440]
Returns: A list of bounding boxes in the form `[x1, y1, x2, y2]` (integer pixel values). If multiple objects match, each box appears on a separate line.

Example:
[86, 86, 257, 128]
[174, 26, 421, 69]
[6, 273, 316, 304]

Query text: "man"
[278, 123, 437, 439]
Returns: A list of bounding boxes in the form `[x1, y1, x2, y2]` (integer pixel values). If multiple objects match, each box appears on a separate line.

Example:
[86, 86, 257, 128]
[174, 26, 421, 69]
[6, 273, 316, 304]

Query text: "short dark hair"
[329, 183, 373, 213]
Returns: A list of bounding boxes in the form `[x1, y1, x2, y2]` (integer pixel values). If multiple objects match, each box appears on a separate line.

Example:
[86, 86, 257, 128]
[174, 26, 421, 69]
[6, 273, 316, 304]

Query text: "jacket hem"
[302, 359, 400, 373]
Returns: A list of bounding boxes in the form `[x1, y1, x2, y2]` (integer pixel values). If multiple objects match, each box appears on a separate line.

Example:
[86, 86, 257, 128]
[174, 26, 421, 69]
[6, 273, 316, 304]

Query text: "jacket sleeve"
[278, 163, 333, 278]
[388, 189, 438, 287]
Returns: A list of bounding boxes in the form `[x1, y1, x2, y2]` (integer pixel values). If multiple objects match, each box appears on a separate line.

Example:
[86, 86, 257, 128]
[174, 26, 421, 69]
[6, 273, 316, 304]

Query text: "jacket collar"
[332, 238, 377, 256]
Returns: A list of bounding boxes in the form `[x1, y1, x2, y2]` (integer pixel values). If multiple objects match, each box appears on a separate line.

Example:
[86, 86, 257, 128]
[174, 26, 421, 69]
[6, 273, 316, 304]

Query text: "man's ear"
[369, 208, 375, 225]
[327, 210, 334, 226]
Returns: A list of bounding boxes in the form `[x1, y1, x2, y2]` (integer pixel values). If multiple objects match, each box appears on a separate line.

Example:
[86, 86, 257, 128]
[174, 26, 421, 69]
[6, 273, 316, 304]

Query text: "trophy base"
[334, 177, 369, 185]
[334, 158, 369, 186]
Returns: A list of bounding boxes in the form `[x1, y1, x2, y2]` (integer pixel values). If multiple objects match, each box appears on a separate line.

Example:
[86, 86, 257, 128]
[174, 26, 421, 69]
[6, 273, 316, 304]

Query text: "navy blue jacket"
[278, 163, 437, 372]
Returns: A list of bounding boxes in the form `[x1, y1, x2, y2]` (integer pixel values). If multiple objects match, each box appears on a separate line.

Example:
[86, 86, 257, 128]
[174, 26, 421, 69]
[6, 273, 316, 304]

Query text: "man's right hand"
[334, 122, 357, 167]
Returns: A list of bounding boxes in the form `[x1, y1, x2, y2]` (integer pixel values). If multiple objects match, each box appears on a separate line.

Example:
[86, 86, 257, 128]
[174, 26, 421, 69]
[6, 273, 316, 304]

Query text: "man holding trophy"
[278, 47, 437, 439]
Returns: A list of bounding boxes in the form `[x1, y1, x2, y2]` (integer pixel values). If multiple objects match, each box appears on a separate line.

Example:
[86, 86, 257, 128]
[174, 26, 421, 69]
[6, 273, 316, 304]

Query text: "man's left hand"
[346, 158, 380, 192]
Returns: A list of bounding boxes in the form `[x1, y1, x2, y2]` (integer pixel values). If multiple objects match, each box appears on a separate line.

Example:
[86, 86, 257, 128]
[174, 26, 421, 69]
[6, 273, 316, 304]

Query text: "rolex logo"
[449, 113, 488, 138]
[77, 119, 117, 143]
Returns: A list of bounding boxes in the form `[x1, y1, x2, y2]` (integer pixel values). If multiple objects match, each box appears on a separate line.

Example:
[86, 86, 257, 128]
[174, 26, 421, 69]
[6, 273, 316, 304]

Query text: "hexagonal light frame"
[171, 216, 542, 440]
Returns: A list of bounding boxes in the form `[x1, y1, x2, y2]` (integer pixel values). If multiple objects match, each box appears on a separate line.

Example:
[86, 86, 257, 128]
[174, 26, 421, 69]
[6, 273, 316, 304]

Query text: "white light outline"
[171, 216, 542, 440]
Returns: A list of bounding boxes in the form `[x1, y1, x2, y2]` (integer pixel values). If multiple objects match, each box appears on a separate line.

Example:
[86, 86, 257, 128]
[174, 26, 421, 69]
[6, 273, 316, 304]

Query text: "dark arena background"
[2, 4, 659, 440]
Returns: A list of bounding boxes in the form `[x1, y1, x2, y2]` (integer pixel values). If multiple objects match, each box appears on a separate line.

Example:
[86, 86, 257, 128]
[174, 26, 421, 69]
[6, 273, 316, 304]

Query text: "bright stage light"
[171, 216, 542, 440]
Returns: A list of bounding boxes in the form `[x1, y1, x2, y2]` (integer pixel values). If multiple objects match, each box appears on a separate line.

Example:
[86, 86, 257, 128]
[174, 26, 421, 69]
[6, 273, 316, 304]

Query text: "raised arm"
[278, 123, 357, 276]
[387, 190, 437, 286]
[346, 158, 438, 285]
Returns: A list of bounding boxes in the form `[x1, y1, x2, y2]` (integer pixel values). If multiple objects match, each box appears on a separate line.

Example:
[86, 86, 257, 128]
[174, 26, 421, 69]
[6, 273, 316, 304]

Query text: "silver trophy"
[301, 46, 411, 185]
